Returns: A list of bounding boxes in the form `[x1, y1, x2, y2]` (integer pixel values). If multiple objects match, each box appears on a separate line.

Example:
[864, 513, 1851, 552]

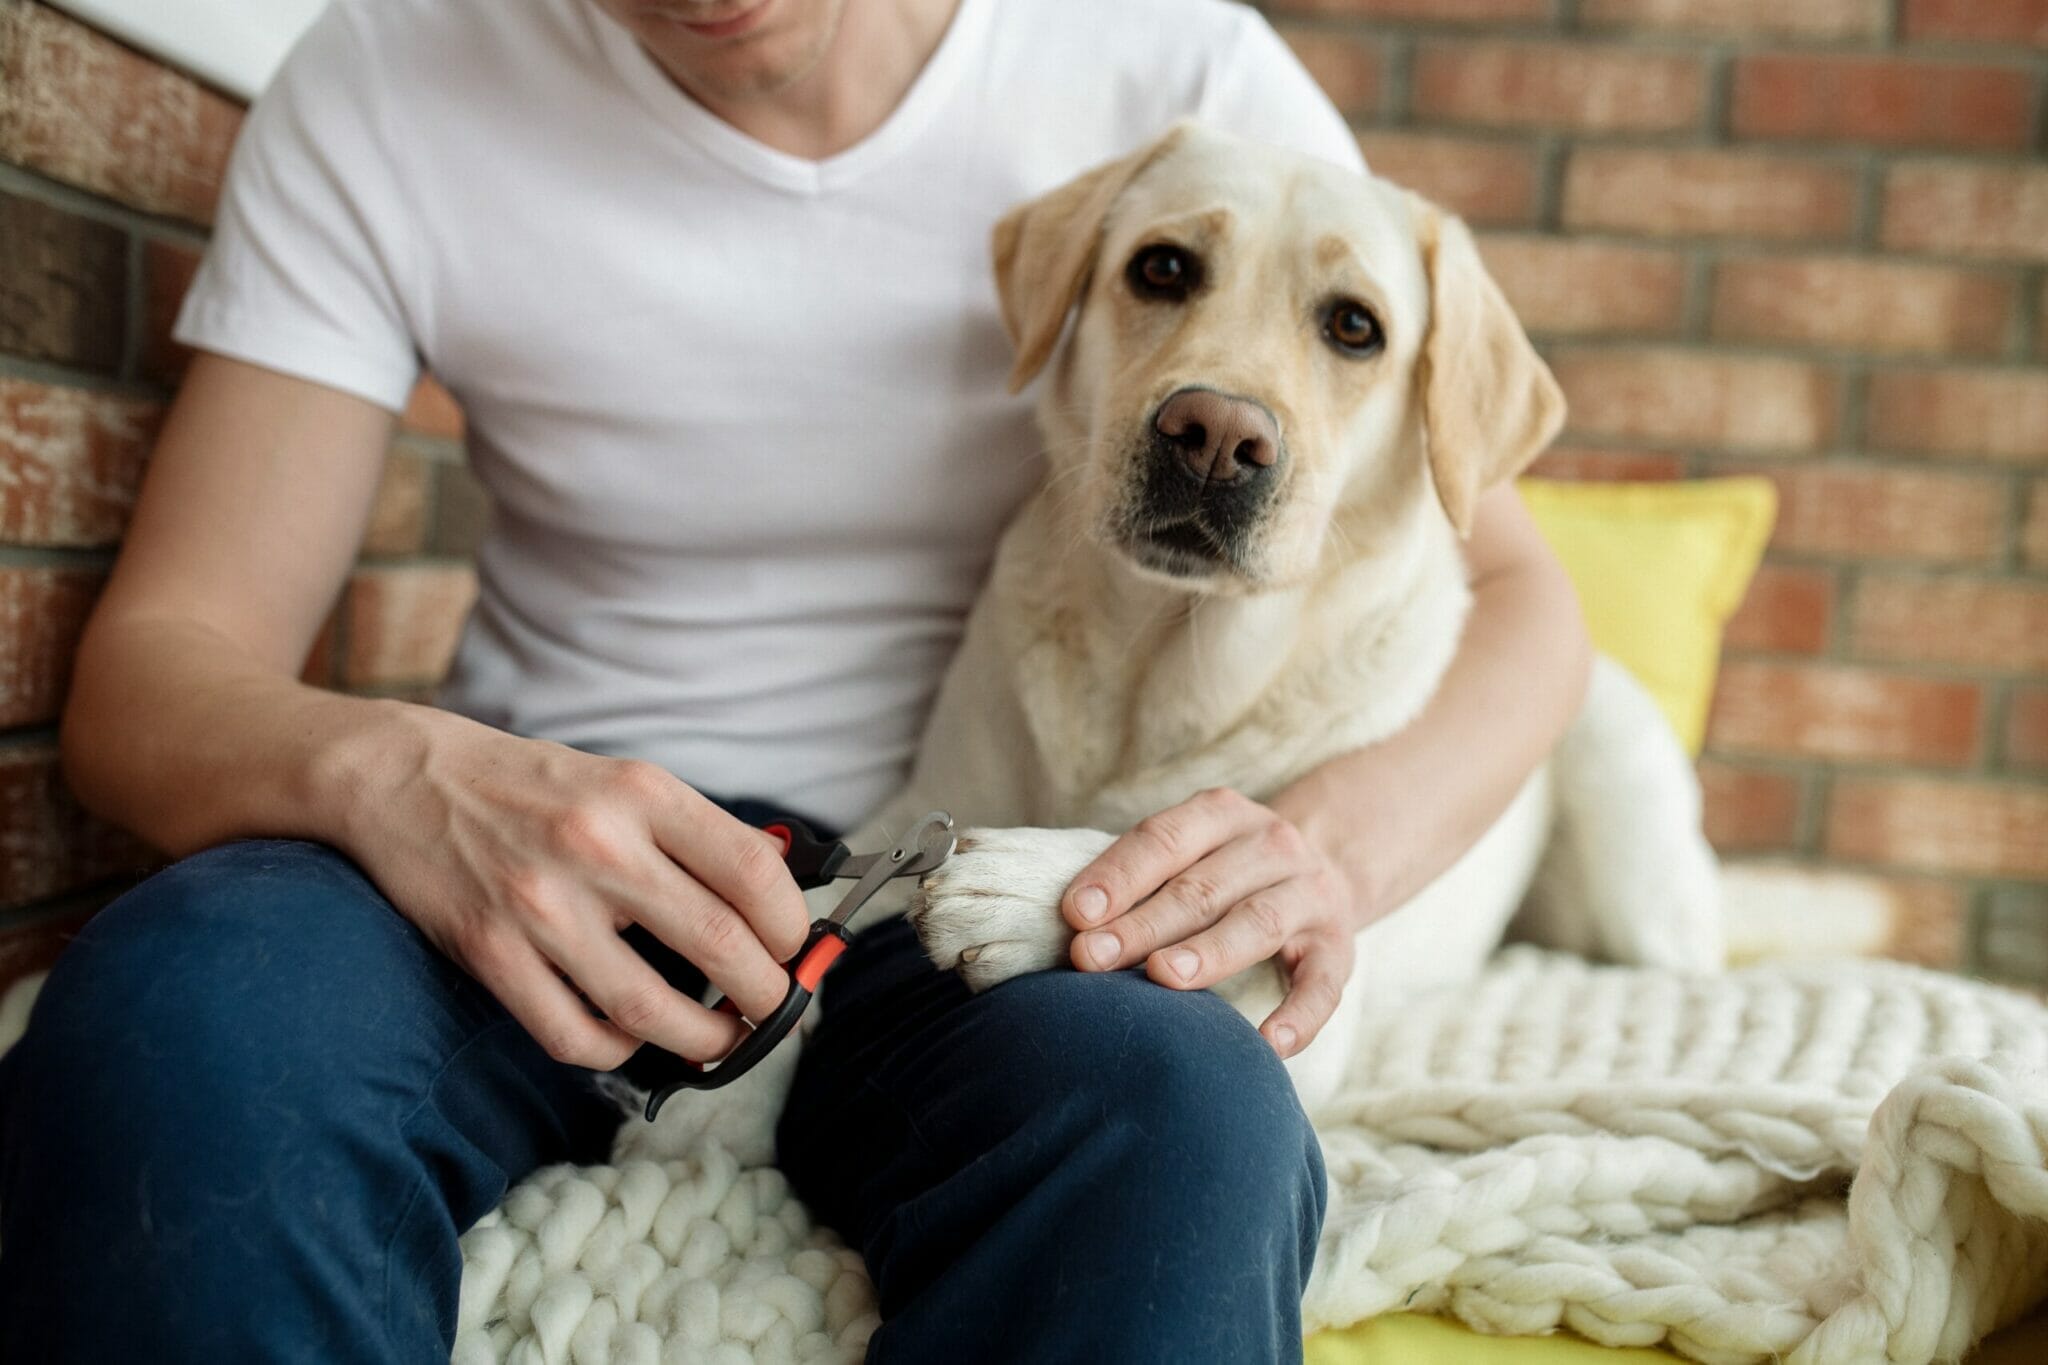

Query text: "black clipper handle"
[763, 818, 849, 889]
[628, 919, 851, 1120]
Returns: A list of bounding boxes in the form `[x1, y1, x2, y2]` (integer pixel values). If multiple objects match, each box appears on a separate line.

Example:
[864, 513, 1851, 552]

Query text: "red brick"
[0, 3, 242, 224]
[1698, 760, 1803, 852]
[1413, 42, 1706, 134]
[1581, 0, 1885, 40]
[1881, 163, 2048, 261]
[1707, 660, 1981, 767]
[362, 453, 430, 558]
[0, 902, 96, 991]
[1826, 777, 2048, 879]
[1710, 256, 2014, 358]
[2024, 480, 2048, 569]
[0, 191, 126, 373]
[0, 744, 155, 908]
[401, 377, 464, 441]
[1720, 863, 1965, 968]
[1280, 29, 1384, 118]
[0, 567, 101, 729]
[1357, 132, 1540, 227]
[1548, 348, 1839, 452]
[0, 379, 160, 548]
[138, 236, 203, 386]
[1869, 878, 1970, 968]
[1563, 149, 1858, 241]
[2009, 686, 2048, 771]
[1526, 447, 1686, 481]
[1850, 574, 2048, 672]
[1904, 0, 2048, 49]
[1731, 462, 2005, 564]
[1864, 368, 2048, 463]
[344, 565, 477, 688]
[1477, 235, 1688, 336]
[1731, 54, 2033, 151]
[1724, 564, 1833, 654]
[1267, 0, 1551, 20]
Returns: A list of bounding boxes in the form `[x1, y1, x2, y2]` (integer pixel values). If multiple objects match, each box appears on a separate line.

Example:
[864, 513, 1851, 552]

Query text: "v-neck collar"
[585, 0, 992, 197]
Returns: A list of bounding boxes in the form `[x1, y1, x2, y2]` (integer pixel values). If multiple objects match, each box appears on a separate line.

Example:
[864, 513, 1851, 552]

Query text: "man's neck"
[660, 0, 961, 161]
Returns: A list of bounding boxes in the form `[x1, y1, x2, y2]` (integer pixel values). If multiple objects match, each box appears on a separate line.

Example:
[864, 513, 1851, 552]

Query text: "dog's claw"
[909, 826, 1116, 991]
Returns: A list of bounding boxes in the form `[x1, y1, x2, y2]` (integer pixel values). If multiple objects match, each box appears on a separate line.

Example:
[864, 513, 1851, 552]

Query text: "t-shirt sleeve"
[1198, 5, 1366, 175]
[173, 0, 422, 412]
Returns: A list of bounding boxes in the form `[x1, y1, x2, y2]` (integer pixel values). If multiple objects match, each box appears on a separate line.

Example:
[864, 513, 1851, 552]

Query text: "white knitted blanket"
[6, 948, 2047, 1363]
[1302, 948, 2048, 1363]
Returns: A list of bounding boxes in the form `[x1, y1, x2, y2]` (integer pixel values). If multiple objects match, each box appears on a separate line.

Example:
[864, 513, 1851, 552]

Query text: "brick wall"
[0, 0, 2042, 992]
[0, 0, 481, 985]
[1263, 0, 2048, 979]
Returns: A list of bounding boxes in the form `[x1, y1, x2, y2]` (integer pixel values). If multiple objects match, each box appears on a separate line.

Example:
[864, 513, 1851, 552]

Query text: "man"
[0, 0, 1590, 1359]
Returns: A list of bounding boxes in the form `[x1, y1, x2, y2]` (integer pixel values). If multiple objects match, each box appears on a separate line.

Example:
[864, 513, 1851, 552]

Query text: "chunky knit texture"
[6, 946, 2046, 1363]
[449, 1149, 878, 1365]
[1307, 948, 2048, 1363]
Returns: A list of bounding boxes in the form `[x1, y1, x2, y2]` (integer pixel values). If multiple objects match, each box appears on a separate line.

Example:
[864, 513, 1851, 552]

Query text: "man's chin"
[638, 0, 842, 103]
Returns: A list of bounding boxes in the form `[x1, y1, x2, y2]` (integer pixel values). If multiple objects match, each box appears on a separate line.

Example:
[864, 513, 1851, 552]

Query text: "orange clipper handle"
[638, 920, 851, 1120]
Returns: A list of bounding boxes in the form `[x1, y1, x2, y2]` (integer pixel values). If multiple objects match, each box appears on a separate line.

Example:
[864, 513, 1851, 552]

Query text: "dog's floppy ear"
[992, 124, 1191, 393]
[1412, 196, 1566, 537]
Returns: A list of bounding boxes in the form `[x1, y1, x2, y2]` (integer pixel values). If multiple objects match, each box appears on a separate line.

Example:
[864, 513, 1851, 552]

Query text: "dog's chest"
[998, 593, 1452, 831]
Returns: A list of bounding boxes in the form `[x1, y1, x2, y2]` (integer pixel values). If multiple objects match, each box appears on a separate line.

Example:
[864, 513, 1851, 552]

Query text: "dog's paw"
[910, 826, 1116, 992]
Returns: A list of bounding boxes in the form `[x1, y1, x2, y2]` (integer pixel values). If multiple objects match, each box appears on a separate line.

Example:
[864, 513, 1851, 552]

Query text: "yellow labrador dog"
[624, 121, 1720, 1161]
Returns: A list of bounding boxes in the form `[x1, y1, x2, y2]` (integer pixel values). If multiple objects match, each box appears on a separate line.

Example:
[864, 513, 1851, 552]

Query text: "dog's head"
[994, 121, 1564, 593]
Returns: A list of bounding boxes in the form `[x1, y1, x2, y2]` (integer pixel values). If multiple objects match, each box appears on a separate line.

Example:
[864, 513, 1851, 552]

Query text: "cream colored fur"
[620, 123, 1722, 1161]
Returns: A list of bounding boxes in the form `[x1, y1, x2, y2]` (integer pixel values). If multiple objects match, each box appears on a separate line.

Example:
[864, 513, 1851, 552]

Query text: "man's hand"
[339, 703, 812, 1072]
[1057, 787, 1359, 1060]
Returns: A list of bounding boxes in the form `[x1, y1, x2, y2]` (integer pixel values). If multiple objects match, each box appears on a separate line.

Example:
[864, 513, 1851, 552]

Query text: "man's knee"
[11, 839, 472, 1126]
[973, 969, 1327, 1214]
[0, 839, 494, 1360]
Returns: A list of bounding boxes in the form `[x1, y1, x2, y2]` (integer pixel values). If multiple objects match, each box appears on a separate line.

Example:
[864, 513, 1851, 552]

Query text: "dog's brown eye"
[1128, 245, 1199, 301]
[1324, 300, 1383, 357]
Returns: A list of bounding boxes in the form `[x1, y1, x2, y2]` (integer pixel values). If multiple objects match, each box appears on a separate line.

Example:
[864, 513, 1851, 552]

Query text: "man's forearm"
[60, 615, 423, 859]
[1272, 488, 1592, 926]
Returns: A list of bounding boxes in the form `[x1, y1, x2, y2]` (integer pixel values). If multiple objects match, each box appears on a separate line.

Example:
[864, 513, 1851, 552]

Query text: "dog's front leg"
[909, 826, 1115, 990]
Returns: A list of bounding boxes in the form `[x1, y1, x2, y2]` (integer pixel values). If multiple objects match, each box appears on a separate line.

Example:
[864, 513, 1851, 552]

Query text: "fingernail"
[1165, 948, 1199, 982]
[1083, 932, 1119, 969]
[1073, 886, 1108, 923]
[1272, 1024, 1297, 1055]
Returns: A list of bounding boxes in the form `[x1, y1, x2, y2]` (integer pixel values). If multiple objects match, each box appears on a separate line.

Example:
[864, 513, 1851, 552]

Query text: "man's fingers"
[1060, 787, 1257, 931]
[578, 935, 751, 1060]
[1259, 937, 1351, 1059]
[1144, 885, 1300, 992]
[621, 852, 797, 1022]
[468, 933, 645, 1071]
[541, 922, 752, 1062]
[1070, 834, 1283, 973]
[637, 772, 812, 961]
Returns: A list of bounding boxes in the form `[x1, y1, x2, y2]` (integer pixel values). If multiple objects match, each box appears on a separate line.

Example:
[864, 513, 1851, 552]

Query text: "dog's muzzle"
[1127, 387, 1282, 576]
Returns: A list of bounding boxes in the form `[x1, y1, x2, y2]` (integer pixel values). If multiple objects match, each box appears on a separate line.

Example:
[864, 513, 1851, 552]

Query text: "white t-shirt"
[176, 0, 1362, 829]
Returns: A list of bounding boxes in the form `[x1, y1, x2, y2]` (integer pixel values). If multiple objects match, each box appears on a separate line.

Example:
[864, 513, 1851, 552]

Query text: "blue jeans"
[0, 827, 1324, 1362]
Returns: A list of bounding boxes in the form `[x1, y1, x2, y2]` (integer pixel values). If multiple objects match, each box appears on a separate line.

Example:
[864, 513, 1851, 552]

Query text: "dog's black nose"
[1153, 389, 1280, 483]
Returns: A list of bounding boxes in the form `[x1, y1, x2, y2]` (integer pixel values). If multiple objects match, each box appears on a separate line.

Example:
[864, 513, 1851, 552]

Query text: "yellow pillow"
[1515, 476, 1777, 755]
[1308, 1314, 1680, 1364]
